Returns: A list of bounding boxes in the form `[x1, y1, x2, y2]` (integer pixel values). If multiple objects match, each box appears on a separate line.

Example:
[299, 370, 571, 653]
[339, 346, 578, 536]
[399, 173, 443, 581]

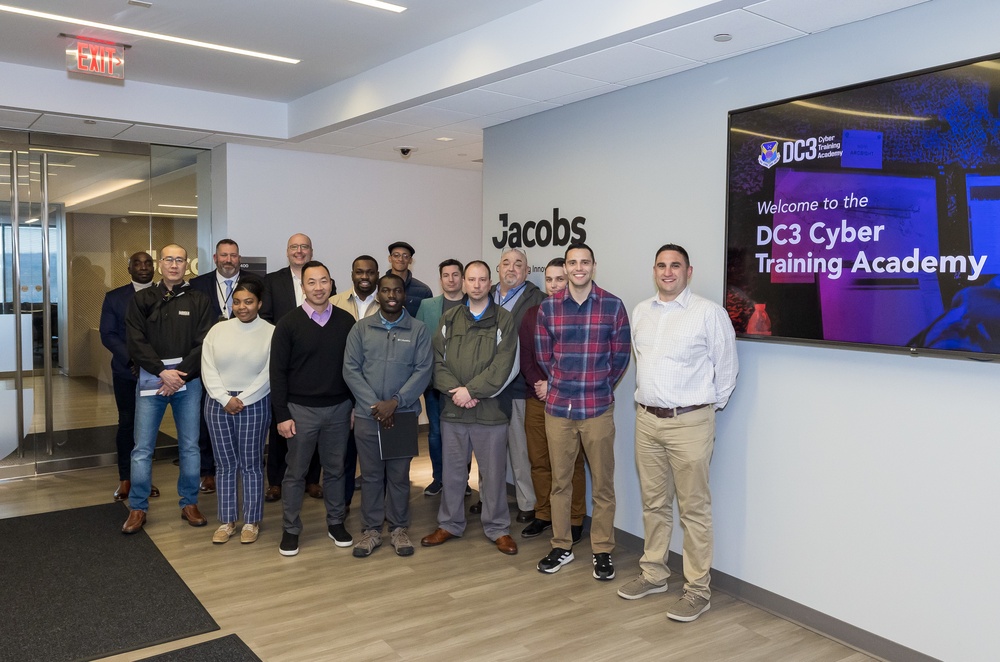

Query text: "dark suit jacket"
[100, 283, 141, 381]
[261, 266, 337, 323]
[190, 269, 263, 320]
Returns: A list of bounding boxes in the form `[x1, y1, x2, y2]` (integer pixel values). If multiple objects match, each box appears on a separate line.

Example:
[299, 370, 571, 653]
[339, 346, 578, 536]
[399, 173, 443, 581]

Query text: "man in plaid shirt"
[534, 242, 631, 580]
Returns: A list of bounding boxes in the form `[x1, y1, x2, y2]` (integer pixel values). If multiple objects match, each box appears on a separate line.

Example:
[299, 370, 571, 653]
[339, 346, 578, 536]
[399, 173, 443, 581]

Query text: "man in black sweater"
[270, 261, 357, 557]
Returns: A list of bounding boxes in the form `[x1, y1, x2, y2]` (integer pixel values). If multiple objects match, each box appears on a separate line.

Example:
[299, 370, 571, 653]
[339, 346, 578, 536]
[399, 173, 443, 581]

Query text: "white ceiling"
[0, 0, 932, 170]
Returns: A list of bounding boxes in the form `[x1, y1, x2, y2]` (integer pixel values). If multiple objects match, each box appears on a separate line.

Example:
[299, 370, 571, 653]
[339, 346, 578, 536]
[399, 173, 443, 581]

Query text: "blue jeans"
[425, 388, 443, 484]
[129, 378, 203, 512]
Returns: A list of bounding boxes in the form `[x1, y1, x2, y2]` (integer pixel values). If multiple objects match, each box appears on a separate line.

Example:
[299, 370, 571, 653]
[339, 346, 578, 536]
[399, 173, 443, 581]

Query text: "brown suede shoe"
[122, 509, 146, 534]
[306, 483, 323, 499]
[114, 480, 130, 502]
[420, 528, 456, 547]
[495, 535, 518, 555]
[181, 504, 208, 527]
[264, 485, 281, 502]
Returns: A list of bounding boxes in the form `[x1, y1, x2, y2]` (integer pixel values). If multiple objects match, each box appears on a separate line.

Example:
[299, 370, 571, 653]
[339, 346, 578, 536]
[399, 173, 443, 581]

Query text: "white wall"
[217, 143, 483, 292]
[483, 1, 1000, 660]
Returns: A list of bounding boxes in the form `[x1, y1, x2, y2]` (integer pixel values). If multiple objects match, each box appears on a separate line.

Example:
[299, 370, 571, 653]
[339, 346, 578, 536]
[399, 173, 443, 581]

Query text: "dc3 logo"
[759, 141, 780, 169]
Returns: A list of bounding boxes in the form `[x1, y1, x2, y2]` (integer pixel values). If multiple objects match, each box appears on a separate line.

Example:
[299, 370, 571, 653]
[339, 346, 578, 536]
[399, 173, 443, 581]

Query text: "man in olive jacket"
[420, 261, 520, 556]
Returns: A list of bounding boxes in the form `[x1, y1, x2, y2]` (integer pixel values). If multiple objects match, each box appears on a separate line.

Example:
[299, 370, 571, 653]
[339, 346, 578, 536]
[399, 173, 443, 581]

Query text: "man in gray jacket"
[420, 261, 520, 556]
[343, 273, 433, 558]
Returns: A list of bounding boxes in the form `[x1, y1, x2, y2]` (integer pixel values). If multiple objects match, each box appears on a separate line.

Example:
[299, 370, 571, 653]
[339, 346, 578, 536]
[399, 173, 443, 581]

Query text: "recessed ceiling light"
[0, 4, 300, 63]
[435, 137, 454, 142]
[714, 33, 733, 42]
[348, 0, 407, 13]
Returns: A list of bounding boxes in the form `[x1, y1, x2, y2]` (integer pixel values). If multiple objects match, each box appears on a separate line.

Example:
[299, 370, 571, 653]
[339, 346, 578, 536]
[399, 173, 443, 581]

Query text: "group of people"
[99, 234, 738, 623]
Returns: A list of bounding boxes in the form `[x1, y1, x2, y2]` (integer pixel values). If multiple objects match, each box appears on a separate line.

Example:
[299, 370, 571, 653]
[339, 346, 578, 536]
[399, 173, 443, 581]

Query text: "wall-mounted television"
[726, 52, 1000, 360]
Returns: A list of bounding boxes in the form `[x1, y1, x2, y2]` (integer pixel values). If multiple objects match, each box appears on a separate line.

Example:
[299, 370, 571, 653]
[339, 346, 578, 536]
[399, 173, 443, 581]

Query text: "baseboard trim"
[611, 527, 940, 662]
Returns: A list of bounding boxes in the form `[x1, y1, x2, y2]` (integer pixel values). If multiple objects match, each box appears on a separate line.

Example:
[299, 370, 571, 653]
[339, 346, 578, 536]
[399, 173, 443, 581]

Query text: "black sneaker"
[593, 552, 615, 581]
[521, 518, 552, 538]
[572, 524, 584, 545]
[328, 523, 353, 548]
[469, 500, 482, 514]
[423, 481, 442, 496]
[279, 531, 299, 557]
[537, 547, 574, 574]
[465, 485, 473, 497]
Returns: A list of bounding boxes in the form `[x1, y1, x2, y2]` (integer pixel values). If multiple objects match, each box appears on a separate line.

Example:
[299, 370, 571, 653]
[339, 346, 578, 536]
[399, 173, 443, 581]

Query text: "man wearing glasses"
[122, 244, 214, 534]
[386, 241, 432, 317]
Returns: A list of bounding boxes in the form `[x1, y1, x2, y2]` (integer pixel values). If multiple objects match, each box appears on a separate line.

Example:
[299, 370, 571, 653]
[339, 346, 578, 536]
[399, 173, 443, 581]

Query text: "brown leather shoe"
[420, 528, 456, 547]
[306, 483, 323, 499]
[122, 509, 146, 534]
[264, 485, 281, 502]
[495, 535, 518, 555]
[113, 480, 130, 501]
[150, 484, 160, 498]
[181, 504, 208, 527]
[199, 476, 216, 494]
[516, 509, 535, 523]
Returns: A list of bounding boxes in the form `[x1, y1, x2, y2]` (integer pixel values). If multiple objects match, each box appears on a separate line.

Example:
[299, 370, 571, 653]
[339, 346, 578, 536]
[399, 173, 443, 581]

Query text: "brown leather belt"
[640, 403, 708, 419]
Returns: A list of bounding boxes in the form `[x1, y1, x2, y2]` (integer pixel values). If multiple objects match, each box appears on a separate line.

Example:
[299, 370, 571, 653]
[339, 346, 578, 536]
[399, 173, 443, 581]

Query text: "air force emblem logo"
[758, 141, 780, 169]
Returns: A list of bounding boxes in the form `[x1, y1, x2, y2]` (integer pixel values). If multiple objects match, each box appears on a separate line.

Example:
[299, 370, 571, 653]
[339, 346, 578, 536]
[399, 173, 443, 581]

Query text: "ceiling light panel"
[0, 4, 300, 63]
[347, 0, 407, 13]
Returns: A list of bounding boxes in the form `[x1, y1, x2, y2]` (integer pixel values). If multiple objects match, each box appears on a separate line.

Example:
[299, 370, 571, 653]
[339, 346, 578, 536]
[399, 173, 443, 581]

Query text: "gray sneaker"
[352, 529, 382, 558]
[390, 527, 415, 556]
[666, 591, 711, 622]
[617, 575, 669, 600]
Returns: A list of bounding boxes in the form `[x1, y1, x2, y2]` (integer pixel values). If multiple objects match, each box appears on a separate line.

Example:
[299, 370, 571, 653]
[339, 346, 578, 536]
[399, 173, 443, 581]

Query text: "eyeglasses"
[288, 244, 312, 251]
[390, 252, 411, 259]
[159, 257, 187, 264]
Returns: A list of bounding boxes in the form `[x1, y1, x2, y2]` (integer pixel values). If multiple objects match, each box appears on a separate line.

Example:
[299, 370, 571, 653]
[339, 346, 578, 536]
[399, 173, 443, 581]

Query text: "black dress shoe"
[521, 518, 552, 538]
[516, 509, 535, 523]
[149, 484, 160, 498]
[469, 500, 482, 514]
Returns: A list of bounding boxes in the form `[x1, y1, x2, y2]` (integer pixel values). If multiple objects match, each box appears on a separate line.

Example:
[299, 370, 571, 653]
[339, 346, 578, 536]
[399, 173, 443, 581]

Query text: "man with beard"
[343, 273, 433, 558]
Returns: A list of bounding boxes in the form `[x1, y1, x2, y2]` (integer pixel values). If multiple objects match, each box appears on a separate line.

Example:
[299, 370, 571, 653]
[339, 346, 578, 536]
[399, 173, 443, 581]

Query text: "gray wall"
[482, 1, 1000, 659]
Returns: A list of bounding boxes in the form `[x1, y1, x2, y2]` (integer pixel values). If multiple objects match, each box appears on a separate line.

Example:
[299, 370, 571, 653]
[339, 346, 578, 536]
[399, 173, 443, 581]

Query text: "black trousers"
[112, 374, 137, 481]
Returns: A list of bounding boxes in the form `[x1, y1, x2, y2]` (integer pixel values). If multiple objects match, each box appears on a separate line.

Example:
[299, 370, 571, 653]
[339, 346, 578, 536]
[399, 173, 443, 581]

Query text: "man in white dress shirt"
[616, 244, 738, 623]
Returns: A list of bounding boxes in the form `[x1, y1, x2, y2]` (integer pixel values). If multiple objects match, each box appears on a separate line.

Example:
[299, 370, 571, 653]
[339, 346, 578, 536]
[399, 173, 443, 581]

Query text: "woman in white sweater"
[201, 279, 274, 544]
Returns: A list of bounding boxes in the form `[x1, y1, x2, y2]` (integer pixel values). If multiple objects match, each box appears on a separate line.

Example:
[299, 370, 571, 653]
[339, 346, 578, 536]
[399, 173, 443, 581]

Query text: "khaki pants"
[545, 406, 616, 553]
[525, 398, 586, 523]
[635, 405, 715, 599]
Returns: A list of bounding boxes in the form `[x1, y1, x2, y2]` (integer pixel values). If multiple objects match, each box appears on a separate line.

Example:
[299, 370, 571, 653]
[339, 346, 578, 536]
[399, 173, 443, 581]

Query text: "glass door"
[0, 132, 211, 479]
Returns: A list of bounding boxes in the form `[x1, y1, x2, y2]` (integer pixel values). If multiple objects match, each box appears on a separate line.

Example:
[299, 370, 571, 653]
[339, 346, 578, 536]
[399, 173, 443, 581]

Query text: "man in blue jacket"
[100, 250, 159, 502]
[343, 273, 433, 558]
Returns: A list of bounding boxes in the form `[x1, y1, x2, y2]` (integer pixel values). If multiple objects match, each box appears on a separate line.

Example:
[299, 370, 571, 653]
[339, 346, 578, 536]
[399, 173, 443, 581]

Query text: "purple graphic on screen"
[768, 169, 944, 344]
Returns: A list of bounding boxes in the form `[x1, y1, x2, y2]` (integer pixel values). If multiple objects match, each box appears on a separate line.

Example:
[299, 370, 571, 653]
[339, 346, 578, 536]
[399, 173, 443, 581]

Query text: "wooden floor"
[0, 447, 875, 662]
